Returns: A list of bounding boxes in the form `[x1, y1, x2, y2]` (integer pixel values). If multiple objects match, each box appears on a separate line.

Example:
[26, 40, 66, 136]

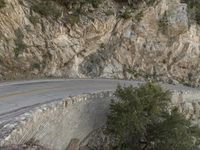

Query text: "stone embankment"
[0, 91, 114, 150]
[1, 90, 200, 150]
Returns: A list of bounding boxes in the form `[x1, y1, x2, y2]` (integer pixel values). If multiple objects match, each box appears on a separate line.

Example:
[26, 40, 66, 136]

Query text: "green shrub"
[14, 28, 27, 57]
[106, 83, 200, 150]
[29, 16, 40, 25]
[159, 11, 168, 34]
[100, 43, 106, 49]
[67, 14, 80, 26]
[0, 0, 6, 9]
[53, 0, 102, 8]
[32, 1, 61, 18]
[126, 66, 141, 78]
[135, 11, 143, 22]
[14, 42, 27, 57]
[85, 0, 102, 8]
[121, 8, 132, 19]
[146, 0, 156, 6]
[32, 63, 40, 69]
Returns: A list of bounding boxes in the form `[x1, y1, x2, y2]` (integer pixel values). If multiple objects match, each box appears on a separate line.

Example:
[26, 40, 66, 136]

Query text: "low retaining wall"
[0, 91, 114, 150]
[1, 90, 200, 150]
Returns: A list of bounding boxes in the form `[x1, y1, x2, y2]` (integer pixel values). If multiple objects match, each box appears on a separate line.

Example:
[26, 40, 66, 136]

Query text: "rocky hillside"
[0, 0, 199, 85]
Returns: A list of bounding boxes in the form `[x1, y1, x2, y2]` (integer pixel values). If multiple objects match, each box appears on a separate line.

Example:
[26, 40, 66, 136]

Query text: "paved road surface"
[0, 79, 199, 123]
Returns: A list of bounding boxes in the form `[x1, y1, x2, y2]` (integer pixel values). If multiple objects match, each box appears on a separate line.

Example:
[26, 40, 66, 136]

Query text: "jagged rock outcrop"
[0, 0, 199, 85]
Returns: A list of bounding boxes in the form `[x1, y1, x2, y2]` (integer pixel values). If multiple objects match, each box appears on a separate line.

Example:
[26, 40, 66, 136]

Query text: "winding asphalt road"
[0, 79, 199, 123]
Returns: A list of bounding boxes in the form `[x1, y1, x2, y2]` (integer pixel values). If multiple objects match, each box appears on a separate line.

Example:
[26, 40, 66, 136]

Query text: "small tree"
[106, 83, 200, 150]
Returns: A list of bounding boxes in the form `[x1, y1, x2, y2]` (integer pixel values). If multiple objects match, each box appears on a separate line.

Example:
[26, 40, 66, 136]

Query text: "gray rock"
[167, 3, 189, 37]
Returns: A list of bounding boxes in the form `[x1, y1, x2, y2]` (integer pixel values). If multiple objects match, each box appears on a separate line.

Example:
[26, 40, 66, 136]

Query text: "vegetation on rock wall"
[106, 83, 200, 150]
[120, 8, 132, 19]
[115, 0, 156, 8]
[0, 0, 6, 8]
[32, 0, 103, 17]
[28, 16, 40, 25]
[31, 0, 102, 25]
[31, 1, 61, 18]
[159, 11, 168, 34]
[54, 0, 102, 8]
[14, 28, 27, 57]
[85, 0, 103, 8]
[31, 0, 156, 19]
[181, 0, 200, 24]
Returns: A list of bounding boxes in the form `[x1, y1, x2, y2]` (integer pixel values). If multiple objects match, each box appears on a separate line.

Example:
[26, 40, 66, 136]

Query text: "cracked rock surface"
[0, 0, 199, 85]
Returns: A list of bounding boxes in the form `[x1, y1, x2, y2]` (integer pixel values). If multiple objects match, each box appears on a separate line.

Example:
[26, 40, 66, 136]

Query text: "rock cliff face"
[0, 0, 199, 85]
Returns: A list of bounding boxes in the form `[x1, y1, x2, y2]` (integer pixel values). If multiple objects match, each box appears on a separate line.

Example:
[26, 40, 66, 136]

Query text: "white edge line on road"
[0, 78, 138, 87]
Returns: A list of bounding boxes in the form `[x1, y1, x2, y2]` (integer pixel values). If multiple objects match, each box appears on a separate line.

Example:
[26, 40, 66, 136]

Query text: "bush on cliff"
[114, 0, 156, 8]
[48, 0, 102, 8]
[181, 0, 200, 25]
[31, 1, 61, 18]
[106, 83, 200, 150]
[0, 0, 6, 9]
[31, 0, 102, 20]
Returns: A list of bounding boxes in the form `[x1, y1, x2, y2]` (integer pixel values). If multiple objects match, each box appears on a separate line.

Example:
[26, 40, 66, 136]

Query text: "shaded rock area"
[65, 130, 111, 150]
[65, 138, 91, 150]
[80, 128, 113, 150]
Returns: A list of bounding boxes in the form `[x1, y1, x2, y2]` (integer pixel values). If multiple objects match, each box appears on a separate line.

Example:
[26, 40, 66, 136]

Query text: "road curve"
[0, 79, 199, 123]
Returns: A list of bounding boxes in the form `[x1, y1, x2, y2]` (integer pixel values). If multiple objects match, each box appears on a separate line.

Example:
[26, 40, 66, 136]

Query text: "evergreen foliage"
[106, 83, 200, 150]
